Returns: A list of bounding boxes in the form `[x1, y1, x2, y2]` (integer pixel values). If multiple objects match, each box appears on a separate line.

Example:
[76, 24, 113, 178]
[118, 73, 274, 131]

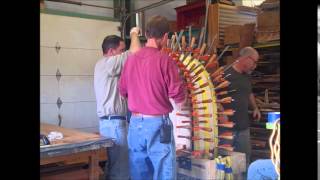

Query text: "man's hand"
[130, 27, 140, 37]
[129, 27, 141, 53]
[252, 107, 261, 121]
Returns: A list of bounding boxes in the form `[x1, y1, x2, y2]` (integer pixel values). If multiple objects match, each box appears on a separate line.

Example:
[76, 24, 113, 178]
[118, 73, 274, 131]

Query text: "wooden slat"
[207, 3, 219, 46]
[41, 168, 90, 180]
[89, 150, 100, 180]
[62, 149, 107, 166]
[41, 149, 105, 165]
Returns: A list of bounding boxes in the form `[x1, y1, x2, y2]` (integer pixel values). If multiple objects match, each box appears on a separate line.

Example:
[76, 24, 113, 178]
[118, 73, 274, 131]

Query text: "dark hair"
[101, 35, 124, 54]
[146, 16, 169, 39]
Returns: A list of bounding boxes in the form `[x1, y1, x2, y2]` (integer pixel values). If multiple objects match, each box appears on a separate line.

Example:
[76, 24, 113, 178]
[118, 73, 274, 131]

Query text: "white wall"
[44, 0, 114, 18]
[134, 0, 186, 21]
[40, 13, 120, 132]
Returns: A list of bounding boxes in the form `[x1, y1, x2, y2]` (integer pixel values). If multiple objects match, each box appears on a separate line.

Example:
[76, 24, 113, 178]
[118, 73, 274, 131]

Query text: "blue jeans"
[99, 119, 129, 180]
[247, 159, 278, 180]
[128, 115, 176, 180]
[233, 128, 251, 168]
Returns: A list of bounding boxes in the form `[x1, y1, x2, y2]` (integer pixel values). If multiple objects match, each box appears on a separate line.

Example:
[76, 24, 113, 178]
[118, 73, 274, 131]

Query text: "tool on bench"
[40, 134, 50, 146]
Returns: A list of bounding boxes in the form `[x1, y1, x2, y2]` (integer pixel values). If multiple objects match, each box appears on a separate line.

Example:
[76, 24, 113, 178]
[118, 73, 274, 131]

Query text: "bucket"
[267, 112, 280, 123]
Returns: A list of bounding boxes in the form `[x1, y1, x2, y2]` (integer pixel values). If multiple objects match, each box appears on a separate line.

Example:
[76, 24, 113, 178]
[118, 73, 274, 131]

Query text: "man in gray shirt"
[223, 47, 261, 168]
[94, 27, 140, 180]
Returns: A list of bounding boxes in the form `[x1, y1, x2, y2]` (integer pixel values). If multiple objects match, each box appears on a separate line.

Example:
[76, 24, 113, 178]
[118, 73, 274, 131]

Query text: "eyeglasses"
[247, 56, 258, 64]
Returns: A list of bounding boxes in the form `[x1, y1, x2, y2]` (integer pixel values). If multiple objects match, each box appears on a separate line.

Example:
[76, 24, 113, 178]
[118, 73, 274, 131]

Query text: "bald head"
[234, 46, 259, 74]
[239, 46, 259, 59]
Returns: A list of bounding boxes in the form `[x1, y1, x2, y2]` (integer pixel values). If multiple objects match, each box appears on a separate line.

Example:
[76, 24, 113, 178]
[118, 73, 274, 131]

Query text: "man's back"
[94, 52, 128, 117]
[223, 67, 252, 130]
[119, 47, 185, 115]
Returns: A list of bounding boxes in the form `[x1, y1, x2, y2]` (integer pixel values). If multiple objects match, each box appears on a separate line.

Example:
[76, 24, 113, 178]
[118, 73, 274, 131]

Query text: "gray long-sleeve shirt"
[94, 51, 129, 117]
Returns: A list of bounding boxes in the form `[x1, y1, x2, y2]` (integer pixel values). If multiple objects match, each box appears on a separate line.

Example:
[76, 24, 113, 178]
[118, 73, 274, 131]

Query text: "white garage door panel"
[57, 48, 101, 76]
[40, 13, 120, 49]
[40, 76, 59, 104]
[59, 103, 76, 128]
[74, 102, 99, 128]
[40, 14, 65, 47]
[41, 13, 118, 131]
[40, 103, 59, 125]
[59, 76, 95, 102]
[40, 47, 59, 75]
[60, 102, 98, 129]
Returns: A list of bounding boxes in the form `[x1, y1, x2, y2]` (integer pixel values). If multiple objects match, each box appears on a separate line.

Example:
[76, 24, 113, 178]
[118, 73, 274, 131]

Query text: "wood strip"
[41, 149, 105, 165]
[208, 4, 219, 47]
[89, 150, 100, 180]
[41, 168, 89, 180]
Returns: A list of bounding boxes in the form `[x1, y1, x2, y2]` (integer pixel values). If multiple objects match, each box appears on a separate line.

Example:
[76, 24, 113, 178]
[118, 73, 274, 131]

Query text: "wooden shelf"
[249, 42, 279, 161]
[223, 40, 280, 51]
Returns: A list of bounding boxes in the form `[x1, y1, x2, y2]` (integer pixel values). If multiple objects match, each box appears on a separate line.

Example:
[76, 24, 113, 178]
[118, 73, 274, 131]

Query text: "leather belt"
[100, 115, 126, 120]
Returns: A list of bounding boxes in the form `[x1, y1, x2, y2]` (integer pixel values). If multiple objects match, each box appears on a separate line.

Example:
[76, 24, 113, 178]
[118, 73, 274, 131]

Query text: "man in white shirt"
[94, 27, 140, 180]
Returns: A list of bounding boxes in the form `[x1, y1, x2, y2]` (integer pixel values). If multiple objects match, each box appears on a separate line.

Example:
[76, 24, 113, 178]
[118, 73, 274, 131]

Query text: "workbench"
[40, 123, 114, 180]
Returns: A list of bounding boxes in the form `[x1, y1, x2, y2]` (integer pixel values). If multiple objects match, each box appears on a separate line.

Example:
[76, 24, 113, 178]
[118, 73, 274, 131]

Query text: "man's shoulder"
[94, 57, 108, 72]
[96, 57, 106, 64]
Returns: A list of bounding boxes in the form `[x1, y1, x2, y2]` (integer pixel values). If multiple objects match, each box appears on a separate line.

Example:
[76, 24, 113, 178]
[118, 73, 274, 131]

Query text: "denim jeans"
[128, 115, 176, 180]
[234, 128, 252, 168]
[247, 159, 278, 180]
[99, 119, 129, 180]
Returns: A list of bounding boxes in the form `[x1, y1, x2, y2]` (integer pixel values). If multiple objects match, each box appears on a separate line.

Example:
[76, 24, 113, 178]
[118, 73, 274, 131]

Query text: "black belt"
[100, 115, 126, 120]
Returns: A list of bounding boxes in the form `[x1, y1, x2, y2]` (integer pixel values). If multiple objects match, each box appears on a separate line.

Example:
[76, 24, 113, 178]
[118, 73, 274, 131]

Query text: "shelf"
[249, 42, 279, 161]
[253, 40, 280, 48]
[222, 40, 280, 51]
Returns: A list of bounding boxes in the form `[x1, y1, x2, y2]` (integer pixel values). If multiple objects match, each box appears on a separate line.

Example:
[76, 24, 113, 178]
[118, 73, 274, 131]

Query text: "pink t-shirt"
[118, 47, 185, 115]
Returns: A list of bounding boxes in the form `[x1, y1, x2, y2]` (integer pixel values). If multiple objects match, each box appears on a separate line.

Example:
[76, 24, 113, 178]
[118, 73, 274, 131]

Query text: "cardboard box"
[177, 151, 246, 179]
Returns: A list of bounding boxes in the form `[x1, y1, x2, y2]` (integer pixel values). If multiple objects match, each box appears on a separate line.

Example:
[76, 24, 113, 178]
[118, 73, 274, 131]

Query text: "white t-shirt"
[94, 51, 129, 117]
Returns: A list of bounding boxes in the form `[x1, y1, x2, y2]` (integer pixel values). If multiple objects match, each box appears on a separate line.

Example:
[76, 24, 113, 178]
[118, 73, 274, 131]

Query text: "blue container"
[267, 112, 280, 123]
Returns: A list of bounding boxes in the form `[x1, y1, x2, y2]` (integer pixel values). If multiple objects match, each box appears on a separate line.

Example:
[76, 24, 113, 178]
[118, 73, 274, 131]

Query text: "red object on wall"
[175, 0, 206, 30]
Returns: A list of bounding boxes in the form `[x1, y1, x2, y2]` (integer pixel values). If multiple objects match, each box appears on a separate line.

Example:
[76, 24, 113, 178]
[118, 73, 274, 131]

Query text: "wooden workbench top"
[41, 123, 102, 146]
[40, 123, 113, 158]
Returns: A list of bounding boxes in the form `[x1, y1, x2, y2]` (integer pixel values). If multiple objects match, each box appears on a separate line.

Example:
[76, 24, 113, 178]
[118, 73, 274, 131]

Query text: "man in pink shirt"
[119, 15, 186, 180]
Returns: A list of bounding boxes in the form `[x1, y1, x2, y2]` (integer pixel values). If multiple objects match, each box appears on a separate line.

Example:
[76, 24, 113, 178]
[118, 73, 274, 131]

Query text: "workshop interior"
[40, 0, 280, 179]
